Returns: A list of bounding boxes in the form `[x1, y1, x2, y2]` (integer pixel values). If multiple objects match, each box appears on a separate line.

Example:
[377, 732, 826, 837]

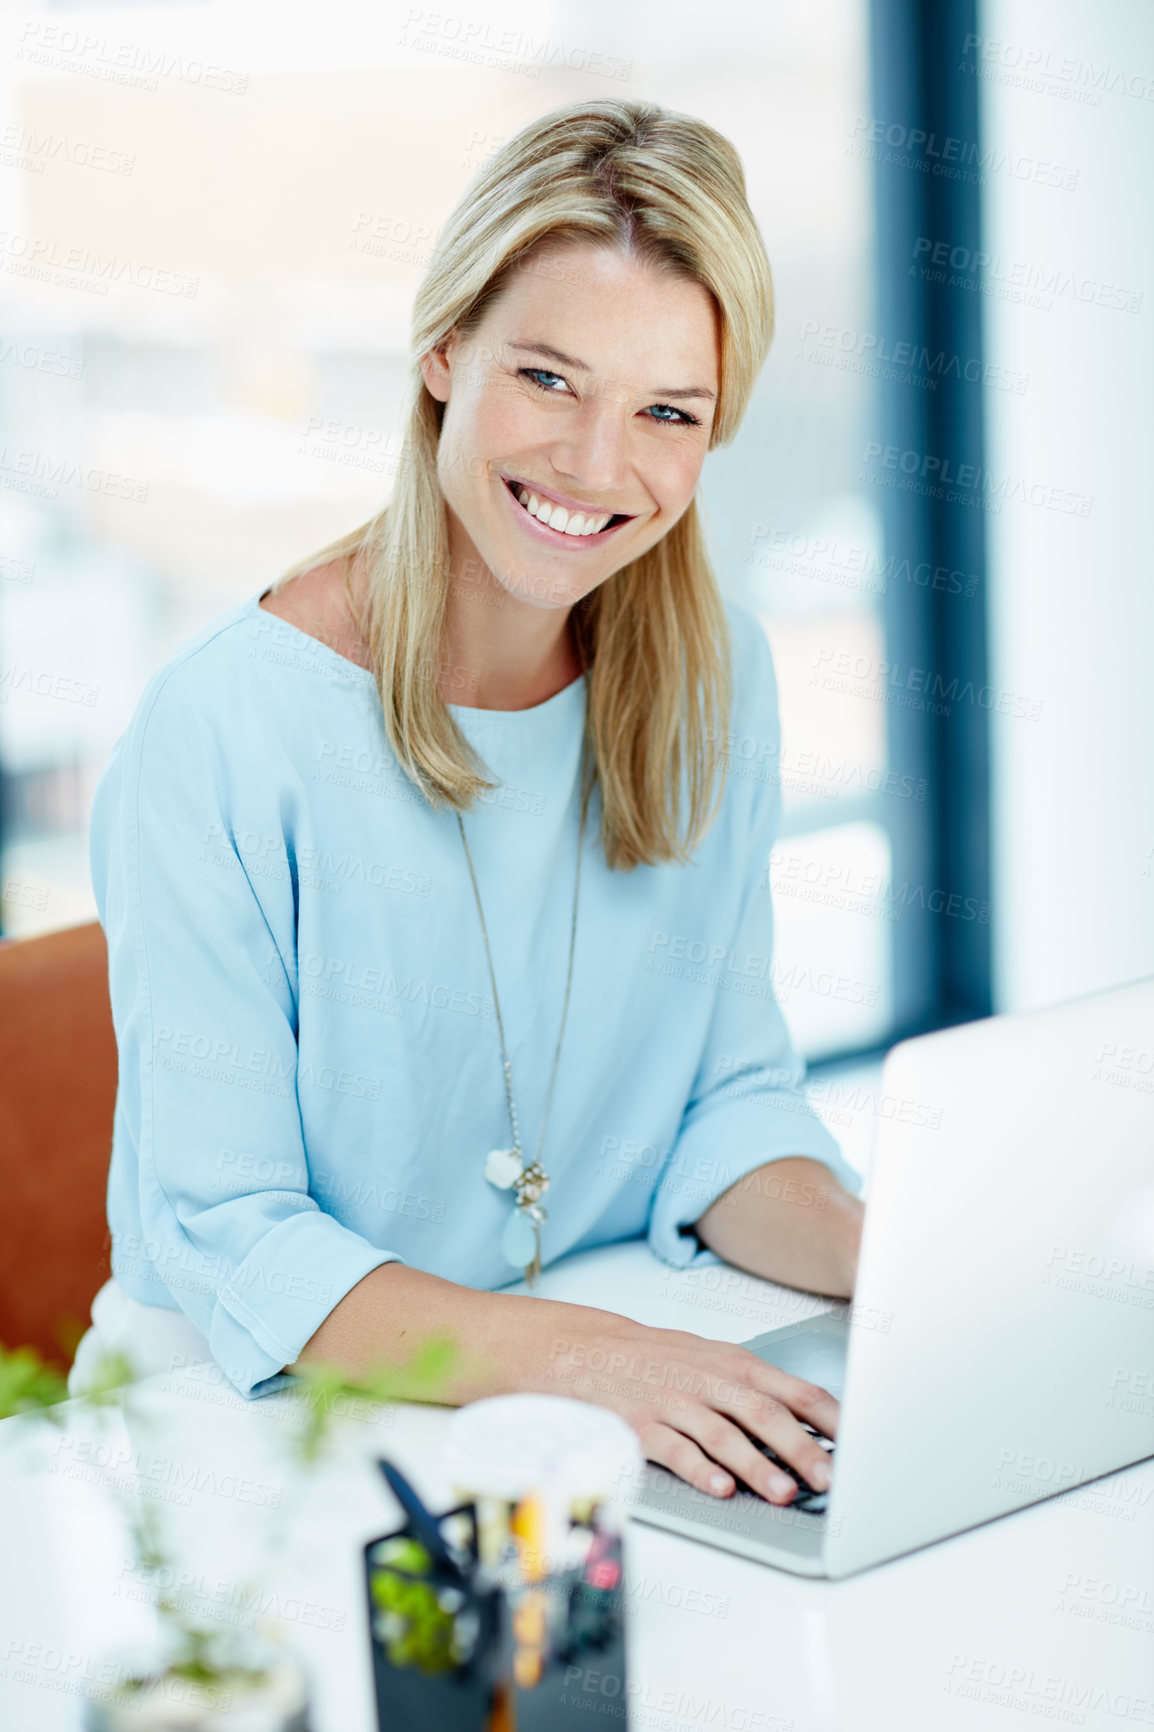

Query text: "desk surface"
[2, 1241, 1152, 1732]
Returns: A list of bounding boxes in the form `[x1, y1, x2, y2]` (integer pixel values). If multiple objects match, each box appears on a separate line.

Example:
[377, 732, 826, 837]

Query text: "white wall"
[979, 0, 1154, 1011]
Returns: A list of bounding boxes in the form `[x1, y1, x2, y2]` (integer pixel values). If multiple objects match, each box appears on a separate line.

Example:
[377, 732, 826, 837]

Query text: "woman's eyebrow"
[508, 340, 717, 403]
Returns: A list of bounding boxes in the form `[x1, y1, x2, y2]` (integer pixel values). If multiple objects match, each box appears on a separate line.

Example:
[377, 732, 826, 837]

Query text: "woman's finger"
[635, 1327, 841, 1440]
[712, 1380, 834, 1495]
[657, 1401, 808, 1504]
[641, 1347, 838, 1494]
[635, 1419, 740, 1500]
[721, 1345, 841, 1439]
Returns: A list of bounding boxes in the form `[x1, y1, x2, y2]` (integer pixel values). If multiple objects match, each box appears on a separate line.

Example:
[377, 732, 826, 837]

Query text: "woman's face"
[420, 241, 721, 614]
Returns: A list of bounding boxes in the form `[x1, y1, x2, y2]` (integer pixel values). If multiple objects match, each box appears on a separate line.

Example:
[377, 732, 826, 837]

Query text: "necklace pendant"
[485, 1146, 523, 1190]
[514, 1160, 549, 1207]
[499, 1204, 538, 1270]
[526, 1224, 542, 1290]
[524, 1203, 545, 1289]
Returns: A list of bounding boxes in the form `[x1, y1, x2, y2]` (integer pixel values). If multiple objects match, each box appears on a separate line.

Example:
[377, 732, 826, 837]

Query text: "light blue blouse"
[90, 588, 857, 1398]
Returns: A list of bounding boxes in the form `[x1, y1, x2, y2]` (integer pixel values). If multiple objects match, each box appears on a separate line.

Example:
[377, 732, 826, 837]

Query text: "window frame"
[808, 0, 993, 1075]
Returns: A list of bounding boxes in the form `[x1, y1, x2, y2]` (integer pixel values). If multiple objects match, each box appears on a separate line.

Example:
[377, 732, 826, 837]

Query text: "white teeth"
[512, 482, 613, 536]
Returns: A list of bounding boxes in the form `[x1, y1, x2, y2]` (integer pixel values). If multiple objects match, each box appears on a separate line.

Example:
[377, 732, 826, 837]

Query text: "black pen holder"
[363, 1471, 631, 1731]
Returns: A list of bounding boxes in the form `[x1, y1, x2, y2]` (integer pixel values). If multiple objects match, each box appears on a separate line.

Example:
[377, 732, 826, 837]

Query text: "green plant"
[0, 1341, 69, 1417]
[0, 1332, 462, 1713]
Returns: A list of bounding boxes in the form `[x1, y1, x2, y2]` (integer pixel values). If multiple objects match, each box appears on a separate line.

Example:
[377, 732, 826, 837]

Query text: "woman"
[74, 99, 864, 1509]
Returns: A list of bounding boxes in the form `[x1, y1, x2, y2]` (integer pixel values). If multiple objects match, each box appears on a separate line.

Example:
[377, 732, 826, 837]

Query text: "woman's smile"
[498, 472, 638, 547]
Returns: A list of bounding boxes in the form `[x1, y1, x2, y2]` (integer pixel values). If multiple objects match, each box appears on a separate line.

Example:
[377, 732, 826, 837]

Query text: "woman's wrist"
[290, 1261, 633, 1406]
[692, 1157, 865, 1300]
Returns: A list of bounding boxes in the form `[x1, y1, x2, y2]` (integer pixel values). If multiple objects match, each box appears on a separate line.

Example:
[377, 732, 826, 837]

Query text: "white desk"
[2, 1241, 1152, 1732]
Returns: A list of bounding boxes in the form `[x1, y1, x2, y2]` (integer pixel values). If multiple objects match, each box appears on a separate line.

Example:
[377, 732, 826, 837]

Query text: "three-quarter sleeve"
[91, 665, 401, 1397]
[646, 616, 861, 1271]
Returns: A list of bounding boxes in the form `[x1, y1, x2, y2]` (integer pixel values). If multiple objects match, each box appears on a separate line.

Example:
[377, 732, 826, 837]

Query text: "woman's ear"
[420, 336, 455, 403]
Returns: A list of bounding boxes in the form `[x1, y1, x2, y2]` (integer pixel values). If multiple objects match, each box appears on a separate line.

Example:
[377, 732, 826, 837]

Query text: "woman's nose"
[549, 397, 632, 498]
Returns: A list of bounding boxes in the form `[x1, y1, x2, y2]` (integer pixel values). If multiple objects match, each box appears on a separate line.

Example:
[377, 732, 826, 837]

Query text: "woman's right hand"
[294, 1266, 836, 1504]
[519, 1300, 837, 1505]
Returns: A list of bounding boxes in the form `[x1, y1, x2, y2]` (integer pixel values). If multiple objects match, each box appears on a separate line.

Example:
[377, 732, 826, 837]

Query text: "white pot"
[83, 1632, 309, 1731]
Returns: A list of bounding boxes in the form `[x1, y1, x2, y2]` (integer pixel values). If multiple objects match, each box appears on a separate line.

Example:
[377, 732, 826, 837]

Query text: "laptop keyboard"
[745, 1421, 835, 1515]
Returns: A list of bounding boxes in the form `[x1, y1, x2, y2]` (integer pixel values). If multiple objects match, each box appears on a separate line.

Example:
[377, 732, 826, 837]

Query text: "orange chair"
[0, 921, 115, 1362]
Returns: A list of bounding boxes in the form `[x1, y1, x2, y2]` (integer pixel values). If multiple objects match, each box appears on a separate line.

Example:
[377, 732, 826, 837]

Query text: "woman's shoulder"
[255, 559, 373, 671]
[130, 570, 370, 742]
[720, 593, 780, 732]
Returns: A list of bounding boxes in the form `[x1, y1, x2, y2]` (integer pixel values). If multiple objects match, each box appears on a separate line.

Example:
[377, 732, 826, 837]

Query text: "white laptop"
[632, 976, 1154, 1577]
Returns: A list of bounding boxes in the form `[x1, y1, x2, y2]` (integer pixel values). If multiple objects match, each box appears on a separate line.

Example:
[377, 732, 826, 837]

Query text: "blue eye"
[646, 402, 701, 427]
[521, 368, 568, 392]
[518, 368, 701, 427]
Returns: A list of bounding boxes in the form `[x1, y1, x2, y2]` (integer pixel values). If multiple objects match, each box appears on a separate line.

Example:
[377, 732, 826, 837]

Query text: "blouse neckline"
[245, 589, 587, 720]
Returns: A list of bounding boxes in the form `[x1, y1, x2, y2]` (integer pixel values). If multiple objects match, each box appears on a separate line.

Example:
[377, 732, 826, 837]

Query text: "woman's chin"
[491, 567, 600, 612]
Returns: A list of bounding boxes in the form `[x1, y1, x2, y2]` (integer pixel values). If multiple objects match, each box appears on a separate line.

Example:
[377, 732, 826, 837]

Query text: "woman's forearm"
[287, 1255, 851, 1508]
[692, 1157, 864, 1298]
[293, 1160, 864, 1402]
[287, 1261, 629, 1402]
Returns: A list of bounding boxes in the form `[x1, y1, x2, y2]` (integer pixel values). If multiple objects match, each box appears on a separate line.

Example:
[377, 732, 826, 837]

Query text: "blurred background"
[0, 0, 1151, 1118]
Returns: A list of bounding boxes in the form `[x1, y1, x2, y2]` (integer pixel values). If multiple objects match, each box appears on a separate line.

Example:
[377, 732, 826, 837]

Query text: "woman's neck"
[440, 576, 584, 712]
[281, 543, 585, 712]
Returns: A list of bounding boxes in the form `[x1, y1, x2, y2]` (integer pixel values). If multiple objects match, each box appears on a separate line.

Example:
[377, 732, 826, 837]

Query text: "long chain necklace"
[457, 735, 590, 1289]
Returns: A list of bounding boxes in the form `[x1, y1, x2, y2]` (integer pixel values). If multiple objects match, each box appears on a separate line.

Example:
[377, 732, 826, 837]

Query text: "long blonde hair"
[273, 100, 775, 870]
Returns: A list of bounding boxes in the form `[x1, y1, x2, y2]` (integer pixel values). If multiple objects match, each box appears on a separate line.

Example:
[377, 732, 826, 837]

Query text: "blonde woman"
[76, 100, 864, 1509]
